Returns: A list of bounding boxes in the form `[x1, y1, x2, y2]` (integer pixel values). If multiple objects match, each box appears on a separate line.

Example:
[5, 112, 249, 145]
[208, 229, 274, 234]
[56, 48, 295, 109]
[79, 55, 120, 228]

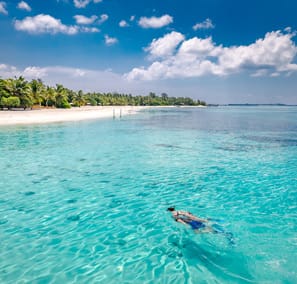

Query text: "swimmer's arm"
[176, 218, 188, 226]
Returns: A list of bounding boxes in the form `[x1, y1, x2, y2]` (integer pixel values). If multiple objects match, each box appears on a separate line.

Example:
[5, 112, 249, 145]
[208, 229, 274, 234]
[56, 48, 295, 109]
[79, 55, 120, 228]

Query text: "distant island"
[227, 103, 296, 106]
[208, 103, 296, 107]
[0, 76, 206, 110]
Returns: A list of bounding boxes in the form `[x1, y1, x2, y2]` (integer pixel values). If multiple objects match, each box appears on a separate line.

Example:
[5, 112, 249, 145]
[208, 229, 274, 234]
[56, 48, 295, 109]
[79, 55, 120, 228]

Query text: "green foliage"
[0, 96, 21, 108]
[0, 77, 206, 109]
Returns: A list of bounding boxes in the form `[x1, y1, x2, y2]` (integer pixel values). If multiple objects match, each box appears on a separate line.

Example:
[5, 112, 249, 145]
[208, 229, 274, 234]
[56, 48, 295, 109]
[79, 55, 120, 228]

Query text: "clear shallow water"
[0, 106, 297, 283]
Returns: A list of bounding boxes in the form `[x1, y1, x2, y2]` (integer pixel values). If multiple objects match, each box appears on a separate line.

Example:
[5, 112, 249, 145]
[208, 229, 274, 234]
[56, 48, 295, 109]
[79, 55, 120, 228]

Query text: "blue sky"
[0, 0, 297, 104]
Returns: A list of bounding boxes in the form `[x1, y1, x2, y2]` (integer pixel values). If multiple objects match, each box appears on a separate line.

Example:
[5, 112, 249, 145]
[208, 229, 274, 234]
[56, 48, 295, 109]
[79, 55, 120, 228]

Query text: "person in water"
[167, 207, 211, 233]
[167, 207, 235, 244]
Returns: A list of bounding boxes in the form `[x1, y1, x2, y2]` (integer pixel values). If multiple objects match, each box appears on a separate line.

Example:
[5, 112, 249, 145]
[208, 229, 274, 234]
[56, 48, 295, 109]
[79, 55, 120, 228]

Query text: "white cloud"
[74, 15, 97, 24]
[138, 14, 173, 29]
[119, 20, 129, 27]
[73, 0, 102, 8]
[0, 1, 8, 15]
[193, 18, 214, 31]
[126, 29, 297, 80]
[130, 15, 135, 22]
[15, 14, 78, 35]
[81, 26, 100, 33]
[0, 64, 18, 77]
[104, 35, 118, 46]
[23, 66, 47, 78]
[14, 14, 99, 35]
[98, 14, 108, 24]
[74, 0, 90, 8]
[145, 31, 185, 58]
[17, 1, 31, 12]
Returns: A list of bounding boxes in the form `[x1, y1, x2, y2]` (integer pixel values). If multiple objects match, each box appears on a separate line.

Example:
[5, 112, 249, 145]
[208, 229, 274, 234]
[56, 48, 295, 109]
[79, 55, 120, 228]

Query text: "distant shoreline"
[0, 106, 148, 126]
[225, 104, 297, 106]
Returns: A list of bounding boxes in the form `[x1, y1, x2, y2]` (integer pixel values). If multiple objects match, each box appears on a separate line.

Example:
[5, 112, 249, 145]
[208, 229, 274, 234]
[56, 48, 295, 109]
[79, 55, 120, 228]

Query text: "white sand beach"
[0, 106, 146, 126]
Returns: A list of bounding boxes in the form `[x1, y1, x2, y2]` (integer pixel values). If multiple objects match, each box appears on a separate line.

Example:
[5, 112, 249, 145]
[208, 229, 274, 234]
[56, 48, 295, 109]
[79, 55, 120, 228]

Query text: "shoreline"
[0, 106, 147, 126]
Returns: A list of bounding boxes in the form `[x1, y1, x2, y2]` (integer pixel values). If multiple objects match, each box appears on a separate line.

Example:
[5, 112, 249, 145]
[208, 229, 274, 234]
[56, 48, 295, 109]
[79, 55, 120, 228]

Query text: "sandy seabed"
[0, 106, 146, 126]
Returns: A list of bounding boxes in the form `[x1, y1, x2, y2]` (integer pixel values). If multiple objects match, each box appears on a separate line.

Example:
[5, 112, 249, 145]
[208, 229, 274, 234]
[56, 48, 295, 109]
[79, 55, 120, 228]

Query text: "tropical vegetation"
[0, 77, 206, 109]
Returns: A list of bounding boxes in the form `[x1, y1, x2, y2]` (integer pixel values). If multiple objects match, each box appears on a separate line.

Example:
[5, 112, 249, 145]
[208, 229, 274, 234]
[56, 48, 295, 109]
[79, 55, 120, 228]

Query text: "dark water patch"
[136, 191, 150, 197]
[27, 173, 36, 177]
[99, 180, 111, 184]
[68, 188, 82, 192]
[49, 238, 62, 245]
[12, 205, 34, 213]
[155, 143, 193, 151]
[216, 146, 249, 152]
[104, 193, 116, 198]
[43, 175, 52, 180]
[67, 215, 80, 221]
[67, 199, 77, 204]
[108, 199, 123, 208]
[117, 239, 127, 246]
[243, 135, 297, 147]
[155, 143, 179, 149]
[12, 205, 25, 212]
[79, 158, 87, 162]
[144, 183, 159, 190]
[60, 179, 68, 183]
[32, 180, 41, 184]
[0, 219, 8, 225]
[103, 239, 127, 246]
[24, 191, 35, 196]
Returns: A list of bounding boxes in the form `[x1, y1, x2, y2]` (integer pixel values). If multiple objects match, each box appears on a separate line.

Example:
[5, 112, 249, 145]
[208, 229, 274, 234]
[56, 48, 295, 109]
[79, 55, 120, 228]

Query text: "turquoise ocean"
[0, 106, 297, 283]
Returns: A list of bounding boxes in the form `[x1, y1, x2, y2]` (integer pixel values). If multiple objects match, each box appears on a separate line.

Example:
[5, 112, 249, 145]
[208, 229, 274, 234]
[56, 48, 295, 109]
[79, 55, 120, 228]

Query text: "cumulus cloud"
[193, 18, 214, 31]
[145, 31, 185, 58]
[0, 1, 8, 15]
[14, 14, 78, 35]
[0, 64, 18, 77]
[14, 14, 99, 35]
[23, 66, 47, 78]
[17, 1, 31, 11]
[104, 35, 118, 46]
[130, 15, 135, 22]
[98, 14, 108, 24]
[73, 0, 102, 8]
[138, 14, 173, 29]
[74, 15, 97, 24]
[126, 29, 297, 80]
[119, 20, 129, 27]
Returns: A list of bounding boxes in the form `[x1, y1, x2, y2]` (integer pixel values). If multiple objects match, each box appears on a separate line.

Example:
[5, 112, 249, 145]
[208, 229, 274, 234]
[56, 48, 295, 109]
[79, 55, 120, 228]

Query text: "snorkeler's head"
[167, 207, 175, 211]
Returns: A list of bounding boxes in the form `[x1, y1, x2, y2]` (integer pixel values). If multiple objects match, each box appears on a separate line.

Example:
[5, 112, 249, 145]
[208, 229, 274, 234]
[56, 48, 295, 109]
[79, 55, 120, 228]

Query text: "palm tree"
[0, 78, 10, 99]
[6, 77, 33, 109]
[55, 84, 70, 108]
[72, 90, 86, 107]
[44, 86, 56, 107]
[30, 79, 45, 107]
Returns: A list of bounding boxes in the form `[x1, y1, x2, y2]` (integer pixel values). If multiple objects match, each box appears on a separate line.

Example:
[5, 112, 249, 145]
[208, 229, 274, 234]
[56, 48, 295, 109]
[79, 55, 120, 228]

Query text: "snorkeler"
[167, 207, 235, 244]
[167, 207, 211, 232]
